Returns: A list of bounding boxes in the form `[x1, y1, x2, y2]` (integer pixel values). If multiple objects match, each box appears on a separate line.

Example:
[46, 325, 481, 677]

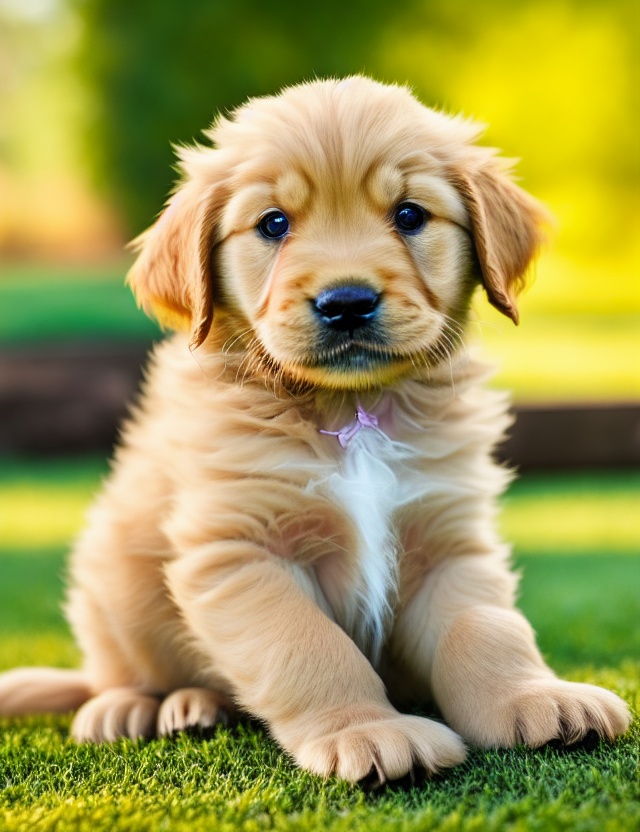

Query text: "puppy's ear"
[127, 180, 224, 349]
[456, 165, 548, 324]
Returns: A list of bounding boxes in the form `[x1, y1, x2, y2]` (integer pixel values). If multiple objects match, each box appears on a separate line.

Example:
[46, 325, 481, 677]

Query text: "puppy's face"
[129, 78, 547, 390]
[216, 106, 475, 389]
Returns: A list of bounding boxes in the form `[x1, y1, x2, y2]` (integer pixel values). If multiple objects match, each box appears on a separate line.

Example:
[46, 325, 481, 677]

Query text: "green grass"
[0, 461, 638, 830]
[0, 265, 160, 344]
[1, 265, 639, 400]
[0, 717, 637, 832]
[500, 471, 640, 555]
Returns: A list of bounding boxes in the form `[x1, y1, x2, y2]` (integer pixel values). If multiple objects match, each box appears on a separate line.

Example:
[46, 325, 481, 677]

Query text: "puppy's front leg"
[392, 555, 631, 748]
[166, 543, 465, 782]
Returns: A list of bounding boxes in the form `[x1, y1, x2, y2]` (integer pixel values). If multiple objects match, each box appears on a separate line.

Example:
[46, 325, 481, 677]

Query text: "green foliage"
[517, 556, 640, 669]
[70, 0, 424, 233]
[69, 0, 639, 245]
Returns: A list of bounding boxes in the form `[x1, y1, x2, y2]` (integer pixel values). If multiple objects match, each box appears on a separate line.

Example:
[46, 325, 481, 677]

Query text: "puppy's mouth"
[303, 339, 399, 372]
[249, 323, 464, 391]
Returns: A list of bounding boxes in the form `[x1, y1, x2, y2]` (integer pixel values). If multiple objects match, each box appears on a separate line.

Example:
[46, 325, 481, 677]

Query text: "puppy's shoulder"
[393, 358, 512, 442]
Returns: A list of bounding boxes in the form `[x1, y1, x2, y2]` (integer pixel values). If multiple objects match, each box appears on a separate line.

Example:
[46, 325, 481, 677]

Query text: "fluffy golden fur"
[0, 77, 630, 784]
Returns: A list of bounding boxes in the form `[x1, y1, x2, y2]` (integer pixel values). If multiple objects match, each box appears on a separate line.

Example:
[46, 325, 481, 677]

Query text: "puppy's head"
[128, 77, 547, 390]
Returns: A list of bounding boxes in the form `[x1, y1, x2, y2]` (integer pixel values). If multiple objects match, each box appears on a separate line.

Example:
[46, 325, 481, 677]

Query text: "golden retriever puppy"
[0, 77, 630, 784]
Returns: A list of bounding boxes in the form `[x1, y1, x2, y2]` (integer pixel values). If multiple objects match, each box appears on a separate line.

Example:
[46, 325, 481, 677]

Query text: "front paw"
[283, 706, 466, 784]
[462, 679, 632, 749]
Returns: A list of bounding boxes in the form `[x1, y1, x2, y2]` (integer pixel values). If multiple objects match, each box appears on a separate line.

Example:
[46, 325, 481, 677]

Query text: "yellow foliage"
[381, 0, 639, 327]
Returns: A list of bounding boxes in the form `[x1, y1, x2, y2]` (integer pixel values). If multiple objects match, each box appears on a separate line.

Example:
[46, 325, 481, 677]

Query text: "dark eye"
[394, 202, 427, 235]
[257, 210, 289, 240]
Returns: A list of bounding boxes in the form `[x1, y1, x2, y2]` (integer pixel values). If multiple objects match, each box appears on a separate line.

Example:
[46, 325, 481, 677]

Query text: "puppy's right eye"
[257, 210, 290, 240]
[394, 202, 428, 235]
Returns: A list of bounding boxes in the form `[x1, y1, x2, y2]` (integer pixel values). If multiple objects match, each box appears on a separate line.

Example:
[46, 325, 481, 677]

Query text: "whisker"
[222, 327, 254, 356]
[234, 337, 259, 386]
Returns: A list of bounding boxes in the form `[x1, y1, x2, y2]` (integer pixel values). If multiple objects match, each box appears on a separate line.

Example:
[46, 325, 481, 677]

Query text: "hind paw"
[72, 688, 160, 742]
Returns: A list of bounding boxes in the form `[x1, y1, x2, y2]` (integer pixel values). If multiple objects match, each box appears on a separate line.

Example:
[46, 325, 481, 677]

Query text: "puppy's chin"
[261, 329, 465, 391]
[280, 347, 419, 391]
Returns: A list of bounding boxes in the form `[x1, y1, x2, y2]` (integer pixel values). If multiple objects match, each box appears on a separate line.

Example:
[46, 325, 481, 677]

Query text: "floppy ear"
[456, 166, 548, 324]
[127, 180, 224, 349]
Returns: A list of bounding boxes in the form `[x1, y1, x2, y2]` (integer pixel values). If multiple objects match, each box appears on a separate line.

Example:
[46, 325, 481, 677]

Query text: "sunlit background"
[1, 0, 638, 399]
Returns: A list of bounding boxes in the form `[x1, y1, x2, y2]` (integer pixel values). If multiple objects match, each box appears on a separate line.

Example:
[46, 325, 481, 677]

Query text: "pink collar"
[319, 404, 380, 449]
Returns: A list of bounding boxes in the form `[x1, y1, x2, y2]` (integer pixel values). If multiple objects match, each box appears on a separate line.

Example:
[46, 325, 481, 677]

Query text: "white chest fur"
[316, 425, 414, 665]
[299, 374, 511, 667]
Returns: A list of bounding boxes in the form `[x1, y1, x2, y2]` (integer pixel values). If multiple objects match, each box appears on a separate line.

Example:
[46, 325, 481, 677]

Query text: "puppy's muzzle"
[312, 285, 381, 333]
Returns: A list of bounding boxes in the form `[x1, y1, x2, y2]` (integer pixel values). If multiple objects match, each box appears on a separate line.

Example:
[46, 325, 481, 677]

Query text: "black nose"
[313, 285, 381, 331]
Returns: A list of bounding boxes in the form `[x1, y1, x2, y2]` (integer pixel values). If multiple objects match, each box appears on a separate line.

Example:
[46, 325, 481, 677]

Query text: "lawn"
[0, 461, 638, 831]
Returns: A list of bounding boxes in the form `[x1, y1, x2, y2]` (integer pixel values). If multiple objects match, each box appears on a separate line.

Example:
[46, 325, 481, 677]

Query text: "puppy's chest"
[309, 427, 419, 663]
[321, 428, 410, 557]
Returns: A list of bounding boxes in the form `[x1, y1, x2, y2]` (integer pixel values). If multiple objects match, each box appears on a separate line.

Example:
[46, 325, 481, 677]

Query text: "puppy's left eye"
[257, 210, 290, 240]
[394, 202, 428, 235]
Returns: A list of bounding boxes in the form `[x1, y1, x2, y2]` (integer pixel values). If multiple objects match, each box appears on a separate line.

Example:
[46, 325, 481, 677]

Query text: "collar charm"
[320, 405, 380, 449]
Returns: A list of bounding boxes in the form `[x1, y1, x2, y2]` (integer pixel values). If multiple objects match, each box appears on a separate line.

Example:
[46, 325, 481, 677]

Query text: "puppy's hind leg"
[64, 534, 205, 743]
[0, 658, 160, 744]
[72, 688, 160, 742]
[65, 593, 162, 743]
[63, 585, 167, 743]
[0, 667, 92, 716]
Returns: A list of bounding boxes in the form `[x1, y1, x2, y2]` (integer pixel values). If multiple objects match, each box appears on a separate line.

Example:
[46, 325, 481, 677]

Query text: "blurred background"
[0, 0, 638, 670]
[1, 0, 639, 390]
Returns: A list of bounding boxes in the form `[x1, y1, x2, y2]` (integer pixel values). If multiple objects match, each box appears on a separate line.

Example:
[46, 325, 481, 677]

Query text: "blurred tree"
[71, 0, 428, 234]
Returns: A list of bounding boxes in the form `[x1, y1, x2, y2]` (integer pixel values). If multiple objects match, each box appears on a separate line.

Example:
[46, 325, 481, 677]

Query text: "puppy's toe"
[551, 681, 631, 745]
[295, 711, 466, 784]
[157, 687, 230, 737]
[72, 688, 160, 743]
[473, 679, 632, 749]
